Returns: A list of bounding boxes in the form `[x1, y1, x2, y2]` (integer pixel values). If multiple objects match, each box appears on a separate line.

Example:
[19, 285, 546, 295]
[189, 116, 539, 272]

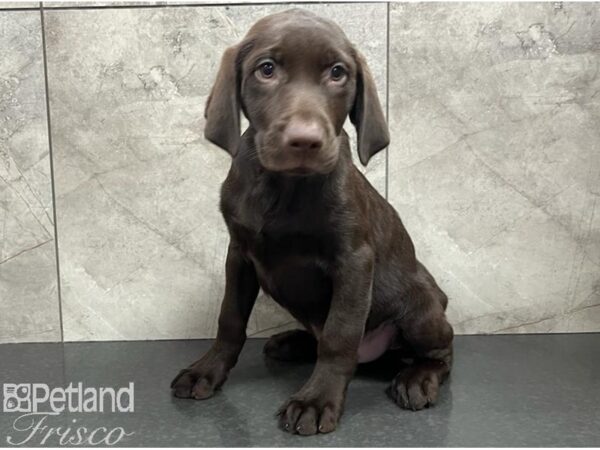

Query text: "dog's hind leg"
[263, 329, 318, 362]
[387, 268, 453, 410]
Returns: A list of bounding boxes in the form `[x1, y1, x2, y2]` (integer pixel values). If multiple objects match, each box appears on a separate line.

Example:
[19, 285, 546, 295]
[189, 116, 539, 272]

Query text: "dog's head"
[204, 9, 389, 174]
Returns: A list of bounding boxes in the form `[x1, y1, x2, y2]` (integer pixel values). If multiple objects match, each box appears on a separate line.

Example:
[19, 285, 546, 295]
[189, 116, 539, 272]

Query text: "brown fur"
[171, 9, 454, 436]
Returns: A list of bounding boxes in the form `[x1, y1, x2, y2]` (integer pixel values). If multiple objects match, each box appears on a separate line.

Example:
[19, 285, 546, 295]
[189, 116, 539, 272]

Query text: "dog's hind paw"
[263, 329, 317, 362]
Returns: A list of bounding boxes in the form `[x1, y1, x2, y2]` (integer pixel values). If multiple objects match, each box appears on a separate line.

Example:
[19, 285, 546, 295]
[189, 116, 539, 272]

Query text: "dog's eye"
[257, 61, 275, 80]
[330, 64, 347, 82]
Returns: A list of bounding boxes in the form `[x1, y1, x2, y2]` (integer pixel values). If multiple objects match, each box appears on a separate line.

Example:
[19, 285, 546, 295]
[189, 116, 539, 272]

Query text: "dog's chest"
[221, 168, 343, 324]
[229, 212, 337, 325]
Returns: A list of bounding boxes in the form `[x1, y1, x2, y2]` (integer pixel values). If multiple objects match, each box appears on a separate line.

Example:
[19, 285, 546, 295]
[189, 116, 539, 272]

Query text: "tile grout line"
[24, 1, 388, 11]
[40, 2, 65, 343]
[385, 1, 390, 200]
[0, 7, 40, 11]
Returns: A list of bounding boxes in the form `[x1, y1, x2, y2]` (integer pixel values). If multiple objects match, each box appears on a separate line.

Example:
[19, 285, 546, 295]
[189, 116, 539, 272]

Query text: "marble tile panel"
[0, 11, 61, 343]
[0, 2, 38, 9]
[388, 2, 600, 333]
[45, 3, 387, 340]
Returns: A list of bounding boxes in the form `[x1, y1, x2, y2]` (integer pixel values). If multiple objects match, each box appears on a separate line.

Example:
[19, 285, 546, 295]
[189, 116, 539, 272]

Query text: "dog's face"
[240, 13, 357, 174]
[204, 9, 389, 173]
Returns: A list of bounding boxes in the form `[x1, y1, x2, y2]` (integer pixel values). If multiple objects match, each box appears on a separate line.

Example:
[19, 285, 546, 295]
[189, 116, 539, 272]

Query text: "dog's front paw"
[170, 357, 228, 400]
[277, 391, 343, 436]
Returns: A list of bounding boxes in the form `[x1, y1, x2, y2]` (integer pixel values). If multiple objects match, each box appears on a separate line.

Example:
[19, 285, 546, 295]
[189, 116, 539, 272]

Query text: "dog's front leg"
[278, 245, 374, 435]
[171, 241, 259, 399]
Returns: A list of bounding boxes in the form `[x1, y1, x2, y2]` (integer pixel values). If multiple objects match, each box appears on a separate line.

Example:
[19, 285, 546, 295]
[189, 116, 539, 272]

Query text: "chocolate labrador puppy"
[171, 9, 453, 435]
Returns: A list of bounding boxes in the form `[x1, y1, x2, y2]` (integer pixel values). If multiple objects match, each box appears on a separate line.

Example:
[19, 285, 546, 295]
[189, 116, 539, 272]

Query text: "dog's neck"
[226, 127, 354, 231]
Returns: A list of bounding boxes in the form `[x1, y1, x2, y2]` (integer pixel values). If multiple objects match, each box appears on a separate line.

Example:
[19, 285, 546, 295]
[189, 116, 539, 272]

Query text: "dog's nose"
[283, 119, 324, 153]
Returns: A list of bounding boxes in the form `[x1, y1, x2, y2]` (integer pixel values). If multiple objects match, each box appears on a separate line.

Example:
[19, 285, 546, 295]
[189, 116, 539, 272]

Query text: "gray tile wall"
[0, 2, 39, 8]
[0, 10, 61, 342]
[388, 3, 600, 333]
[0, 2, 598, 342]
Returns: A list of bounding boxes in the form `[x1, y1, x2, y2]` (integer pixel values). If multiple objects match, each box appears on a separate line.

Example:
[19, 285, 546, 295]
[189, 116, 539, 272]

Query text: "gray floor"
[0, 334, 599, 447]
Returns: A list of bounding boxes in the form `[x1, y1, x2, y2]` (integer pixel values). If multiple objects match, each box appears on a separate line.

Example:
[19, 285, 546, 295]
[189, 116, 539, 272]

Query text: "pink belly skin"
[357, 323, 397, 363]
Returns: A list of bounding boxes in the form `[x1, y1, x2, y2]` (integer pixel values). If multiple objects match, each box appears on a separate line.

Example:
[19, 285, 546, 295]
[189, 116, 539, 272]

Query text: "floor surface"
[0, 334, 599, 447]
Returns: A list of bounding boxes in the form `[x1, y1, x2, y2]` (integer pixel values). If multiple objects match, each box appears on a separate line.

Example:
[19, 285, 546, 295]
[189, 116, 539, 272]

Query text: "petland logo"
[3, 383, 134, 414]
[2, 382, 135, 446]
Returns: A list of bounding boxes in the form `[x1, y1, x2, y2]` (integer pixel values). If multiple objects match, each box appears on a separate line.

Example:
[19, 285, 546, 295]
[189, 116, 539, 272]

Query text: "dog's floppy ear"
[204, 45, 241, 156]
[350, 51, 389, 166]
